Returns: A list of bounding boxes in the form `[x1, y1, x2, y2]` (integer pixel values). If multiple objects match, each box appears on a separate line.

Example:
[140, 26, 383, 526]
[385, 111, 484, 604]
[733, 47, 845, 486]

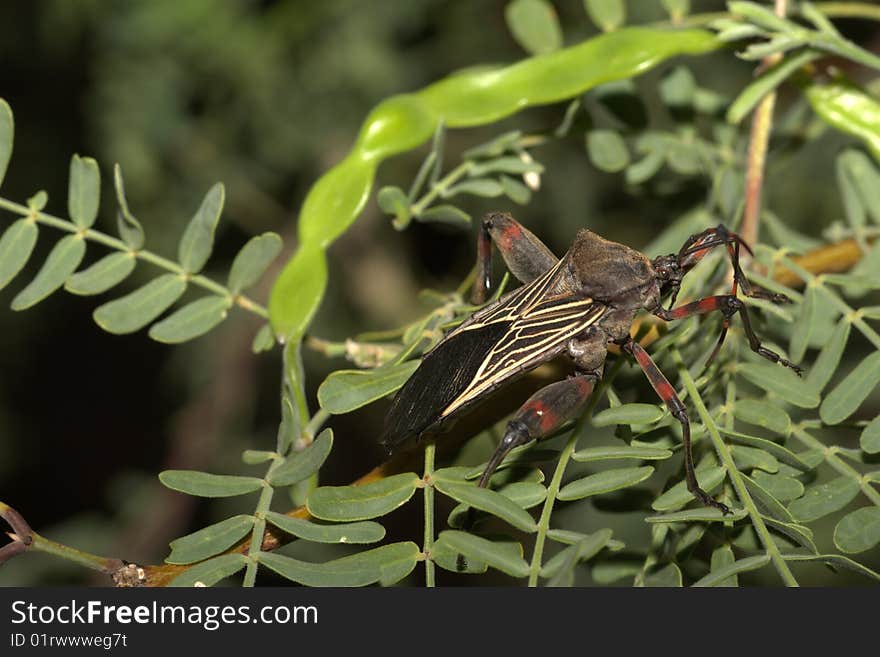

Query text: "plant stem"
[242, 482, 274, 588]
[526, 360, 622, 587]
[0, 197, 269, 319]
[675, 350, 799, 587]
[740, 0, 788, 245]
[791, 426, 880, 507]
[29, 532, 123, 574]
[423, 441, 436, 588]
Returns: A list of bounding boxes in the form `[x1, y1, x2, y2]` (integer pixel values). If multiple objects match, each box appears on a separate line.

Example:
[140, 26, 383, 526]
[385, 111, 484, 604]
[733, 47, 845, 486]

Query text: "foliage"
[1, 0, 880, 587]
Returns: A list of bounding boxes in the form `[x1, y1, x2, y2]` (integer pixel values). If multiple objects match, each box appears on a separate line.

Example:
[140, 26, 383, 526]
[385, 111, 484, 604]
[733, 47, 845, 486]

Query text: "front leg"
[655, 295, 801, 373]
[473, 212, 558, 304]
[621, 338, 730, 514]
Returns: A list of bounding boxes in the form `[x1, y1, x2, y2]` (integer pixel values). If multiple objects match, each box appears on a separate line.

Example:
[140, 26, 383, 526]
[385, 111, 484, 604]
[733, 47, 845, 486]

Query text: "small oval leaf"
[93, 273, 186, 334]
[11, 235, 86, 310]
[751, 471, 805, 503]
[505, 0, 562, 55]
[159, 470, 264, 498]
[317, 361, 419, 414]
[436, 530, 529, 578]
[65, 252, 136, 296]
[265, 512, 385, 545]
[148, 295, 231, 344]
[166, 515, 255, 565]
[227, 232, 283, 294]
[646, 507, 747, 523]
[416, 204, 471, 227]
[167, 553, 248, 587]
[592, 403, 664, 427]
[586, 129, 630, 172]
[806, 317, 852, 395]
[0, 99, 12, 186]
[558, 466, 654, 501]
[732, 398, 791, 435]
[68, 154, 101, 229]
[433, 480, 537, 533]
[737, 362, 818, 409]
[113, 164, 145, 250]
[833, 507, 880, 554]
[178, 182, 224, 274]
[572, 445, 672, 462]
[820, 352, 880, 424]
[584, 0, 626, 32]
[268, 428, 333, 487]
[652, 467, 726, 511]
[788, 475, 860, 523]
[258, 542, 419, 587]
[692, 554, 770, 587]
[0, 219, 38, 292]
[860, 415, 880, 454]
[307, 472, 421, 521]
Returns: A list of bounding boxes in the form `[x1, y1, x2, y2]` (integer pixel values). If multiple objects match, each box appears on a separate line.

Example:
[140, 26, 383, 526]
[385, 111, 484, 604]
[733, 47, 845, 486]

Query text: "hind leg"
[473, 212, 559, 304]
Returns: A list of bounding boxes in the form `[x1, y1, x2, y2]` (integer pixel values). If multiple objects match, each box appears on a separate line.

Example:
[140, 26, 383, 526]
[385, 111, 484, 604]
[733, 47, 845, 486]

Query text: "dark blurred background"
[0, 0, 878, 585]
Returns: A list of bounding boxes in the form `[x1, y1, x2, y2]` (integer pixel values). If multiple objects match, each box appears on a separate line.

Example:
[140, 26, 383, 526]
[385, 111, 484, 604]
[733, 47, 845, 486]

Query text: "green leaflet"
[268, 27, 721, 341]
[736, 362, 819, 408]
[65, 252, 136, 296]
[586, 129, 630, 172]
[167, 554, 248, 587]
[861, 416, 880, 454]
[166, 515, 255, 565]
[268, 428, 333, 487]
[557, 466, 654, 501]
[433, 479, 538, 533]
[571, 445, 672, 462]
[646, 507, 747, 523]
[435, 531, 529, 578]
[651, 466, 726, 512]
[727, 50, 820, 125]
[0, 98, 12, 186]
[591, 403, 663, 427]
[227, 232, 283, 295]
[820, 352, 880, 424]
[505, 0, 562, 55]
[732, 398, 791, 436]
[642, 563, 683, 588]
[11, 235, 86, 310]
[265, 512, 385, 545]
[584, 0, 626, 33]
[788, 475, 860, 523]
[159, 470, 264, 498]
[317, 361, 419, 414]
[805, 79, 880, 164]
[833, 508, 880, 554]
[306, 472, 421, 522]
[709, 545, 738, 587]
[113, 164, 145, 250]
[0, 219, 38, 292]
[148, 296, 231, 344]
[178, 183, 224, 274]
[692, 554, 770, 587]
[541, 528, 615, 583]
[67, 154, 100, 229]
[93, 273, 186, 334]
[258, 542, 420, 587]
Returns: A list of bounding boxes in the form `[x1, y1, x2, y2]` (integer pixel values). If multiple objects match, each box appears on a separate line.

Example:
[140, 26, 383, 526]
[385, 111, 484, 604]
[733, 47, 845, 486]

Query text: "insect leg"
[678, 224, 788, 303]
[655, 295, 802, 373]
[621, 338, 731, 514]
[473, 212, 558, 304]
[477, 372, 599, 489]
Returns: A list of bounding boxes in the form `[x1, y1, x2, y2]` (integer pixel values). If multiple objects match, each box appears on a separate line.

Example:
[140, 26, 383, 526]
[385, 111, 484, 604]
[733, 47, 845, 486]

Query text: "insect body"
[381, 213, 799, 512]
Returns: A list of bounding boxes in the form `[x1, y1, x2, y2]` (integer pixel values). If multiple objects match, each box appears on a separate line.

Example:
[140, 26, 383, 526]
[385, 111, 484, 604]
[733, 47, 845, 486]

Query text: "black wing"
[380, 260, 606, 454]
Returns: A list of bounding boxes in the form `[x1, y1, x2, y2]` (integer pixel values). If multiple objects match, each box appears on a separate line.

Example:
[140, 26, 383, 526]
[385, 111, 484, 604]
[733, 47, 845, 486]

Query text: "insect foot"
[691, 488, 732, 515]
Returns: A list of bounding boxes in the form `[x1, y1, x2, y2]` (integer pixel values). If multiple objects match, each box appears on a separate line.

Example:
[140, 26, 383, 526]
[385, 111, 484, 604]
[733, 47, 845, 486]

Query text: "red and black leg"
[655, 294, 802, 373]
[473, 212, 558, 304]
[477, 371, 599, 488]
[622, 338, 730, 514]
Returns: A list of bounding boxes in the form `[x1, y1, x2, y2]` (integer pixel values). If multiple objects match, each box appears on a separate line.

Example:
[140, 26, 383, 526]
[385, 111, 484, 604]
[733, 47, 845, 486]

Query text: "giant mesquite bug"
[381, 213, 801, 513]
